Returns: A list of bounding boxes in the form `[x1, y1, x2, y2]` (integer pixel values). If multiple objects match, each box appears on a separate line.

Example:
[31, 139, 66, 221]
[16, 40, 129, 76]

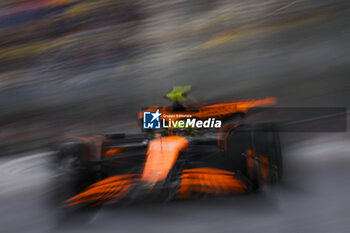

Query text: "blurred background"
[0, 0, 349, 232]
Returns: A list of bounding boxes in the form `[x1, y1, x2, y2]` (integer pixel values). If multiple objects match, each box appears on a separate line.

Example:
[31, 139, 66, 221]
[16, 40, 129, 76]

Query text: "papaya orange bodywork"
[104, 148, 125, 157]
[139, 97, 276, 123]
[177, 168, 247, 199]
[247, 149, 270, 184]
[141, 136, 188, 183]
[65, 174, 139, 206]
[63, 97, 279, 207]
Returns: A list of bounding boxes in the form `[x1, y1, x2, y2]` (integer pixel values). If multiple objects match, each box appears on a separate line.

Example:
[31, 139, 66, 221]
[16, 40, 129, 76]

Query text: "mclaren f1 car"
[53, 86, 283, 207]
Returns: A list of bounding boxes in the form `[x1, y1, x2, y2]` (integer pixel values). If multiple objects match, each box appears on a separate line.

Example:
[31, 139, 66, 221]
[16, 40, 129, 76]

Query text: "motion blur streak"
[202, 7, 334, 49]
[177, 168, 247, 199]
[0, 0, 350, 232]
[139, 97, 276, 123]
[194, 97, 277, 118]
[65, 174, 138, 206]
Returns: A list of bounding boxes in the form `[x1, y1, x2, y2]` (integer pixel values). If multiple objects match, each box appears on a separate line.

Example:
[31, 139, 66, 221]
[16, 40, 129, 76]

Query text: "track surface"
[1, 2, 350, 233]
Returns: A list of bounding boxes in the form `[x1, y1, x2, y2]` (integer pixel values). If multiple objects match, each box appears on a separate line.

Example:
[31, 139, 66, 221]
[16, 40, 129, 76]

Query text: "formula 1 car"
[54, 87, 282, 207]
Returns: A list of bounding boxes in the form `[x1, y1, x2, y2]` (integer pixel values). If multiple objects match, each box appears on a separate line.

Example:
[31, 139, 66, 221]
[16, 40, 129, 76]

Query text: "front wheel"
[51, 140, 101, 204]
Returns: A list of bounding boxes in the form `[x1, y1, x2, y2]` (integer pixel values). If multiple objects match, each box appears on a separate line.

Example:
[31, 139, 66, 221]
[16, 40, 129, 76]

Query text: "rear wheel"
[225, 124, 283, 188]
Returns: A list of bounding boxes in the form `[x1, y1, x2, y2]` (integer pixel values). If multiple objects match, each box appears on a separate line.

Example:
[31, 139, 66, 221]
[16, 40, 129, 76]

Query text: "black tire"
[226, 126, 251, 175]
[54, 141, 100, 197]
[249, 124, 283, 184]
[226, 124, 283, 186]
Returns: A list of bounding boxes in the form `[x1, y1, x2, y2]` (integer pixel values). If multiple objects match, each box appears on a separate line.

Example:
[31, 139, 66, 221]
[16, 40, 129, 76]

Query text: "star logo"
[143, 110, 162, 129]
[150, 110, 161, 122]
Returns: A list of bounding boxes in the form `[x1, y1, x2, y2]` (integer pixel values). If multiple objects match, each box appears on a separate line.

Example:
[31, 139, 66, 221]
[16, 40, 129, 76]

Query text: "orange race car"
[53, 87, 282, 207]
